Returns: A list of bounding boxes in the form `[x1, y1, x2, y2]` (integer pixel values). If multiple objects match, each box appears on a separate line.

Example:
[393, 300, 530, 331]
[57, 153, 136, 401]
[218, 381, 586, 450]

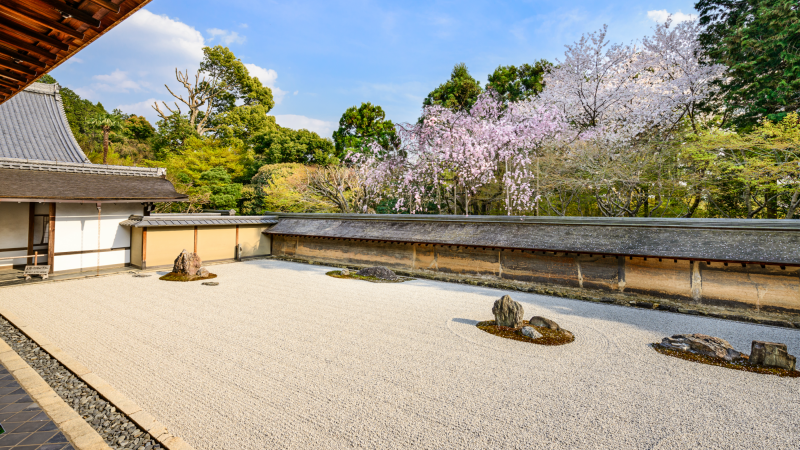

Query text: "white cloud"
[115, 98, 163, 124]
[293, 90, 299, 95]
[274, 115, 337, 138]
[245, 63, 287, 105]
[122, 10, 205, 62]
[646, 10, 697, 23]
[207, 28, 246, 45]
[92, 70, 147, 93]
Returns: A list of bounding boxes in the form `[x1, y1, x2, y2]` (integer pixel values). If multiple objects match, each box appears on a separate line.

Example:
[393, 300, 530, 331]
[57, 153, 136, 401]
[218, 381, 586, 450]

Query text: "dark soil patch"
[651, 343, 800, 378]
[326, 270, 412, 283]
[476, 320, 574, 346]
[159, 272, 218, 282]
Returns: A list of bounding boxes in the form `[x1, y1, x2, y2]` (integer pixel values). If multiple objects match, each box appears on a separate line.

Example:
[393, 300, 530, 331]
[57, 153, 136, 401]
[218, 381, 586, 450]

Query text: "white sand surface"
[0, 259, 798, 449]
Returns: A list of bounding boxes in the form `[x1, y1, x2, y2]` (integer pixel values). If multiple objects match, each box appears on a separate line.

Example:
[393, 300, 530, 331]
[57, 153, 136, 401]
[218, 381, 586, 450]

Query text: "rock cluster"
[341, 269, 350, 276]
[492, 295, 524, 328]
[0, 317, 161, 450]
[751, 341, 796, 371]
[356, 266, 398, 280]
[173, 249, 208, 277]
[661, 334, 742, 361]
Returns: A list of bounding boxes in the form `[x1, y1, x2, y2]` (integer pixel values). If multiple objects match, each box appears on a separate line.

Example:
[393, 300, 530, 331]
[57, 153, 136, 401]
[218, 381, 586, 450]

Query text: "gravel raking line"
[0, 259, 798, 449]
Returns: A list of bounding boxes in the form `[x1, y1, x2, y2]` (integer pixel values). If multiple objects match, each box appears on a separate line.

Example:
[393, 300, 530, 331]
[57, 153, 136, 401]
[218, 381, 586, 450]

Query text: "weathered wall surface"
[197, 226, 236, 262]
[145, 227, 194, 268]
[270, 234, 800, 314]
[239, 225, 271, 258]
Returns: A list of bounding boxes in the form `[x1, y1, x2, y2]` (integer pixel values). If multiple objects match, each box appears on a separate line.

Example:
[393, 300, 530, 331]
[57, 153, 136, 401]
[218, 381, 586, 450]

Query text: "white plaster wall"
[53, 203, 139, 272]
[0, 202, 29, 268]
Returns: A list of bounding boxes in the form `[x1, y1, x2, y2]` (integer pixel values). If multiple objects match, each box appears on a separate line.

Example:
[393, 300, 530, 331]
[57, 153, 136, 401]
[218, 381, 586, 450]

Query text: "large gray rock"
[356, 266, 398, 280]
[529, 316, 560, 330]
[661, 334, 742, 361]
[173, 249, 203, 276]
[750, 341, 796, 371]
[492, 295, 524, 328]
[520, 326, 542, 339]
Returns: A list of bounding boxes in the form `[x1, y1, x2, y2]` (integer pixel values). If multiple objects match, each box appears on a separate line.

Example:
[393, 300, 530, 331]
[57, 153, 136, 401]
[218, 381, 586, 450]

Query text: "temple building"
[0, 82, 187, 275]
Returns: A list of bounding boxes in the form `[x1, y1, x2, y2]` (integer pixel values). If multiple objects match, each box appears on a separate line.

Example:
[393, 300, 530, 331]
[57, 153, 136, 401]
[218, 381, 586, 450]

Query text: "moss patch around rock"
[159, 272, 218, 282]
[476, 320, 575, 346]
[326, 270, 413, 283]
[651, 343, 800, 378]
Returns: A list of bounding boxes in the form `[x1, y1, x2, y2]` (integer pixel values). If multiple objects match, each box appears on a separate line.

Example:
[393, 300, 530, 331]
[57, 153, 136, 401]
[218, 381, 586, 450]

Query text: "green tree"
[333, 102, 400, 159]
[251, 125, 338, 166]
[152, 114, 200, 159]
[696, 0, 800, 127]
[423, 63, 483, 112]
[486, 60, 551, 104]
[86, 113, 123, 164]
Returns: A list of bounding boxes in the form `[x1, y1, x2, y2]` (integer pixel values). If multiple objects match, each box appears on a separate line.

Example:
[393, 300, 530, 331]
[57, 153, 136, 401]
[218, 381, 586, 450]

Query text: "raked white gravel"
[0, 259, 798, 449]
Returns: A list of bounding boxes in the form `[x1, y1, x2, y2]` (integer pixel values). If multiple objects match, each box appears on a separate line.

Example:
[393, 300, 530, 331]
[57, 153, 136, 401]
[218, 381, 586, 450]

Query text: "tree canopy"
[486, 61, 552, 104]
[696, 0, 800, 127]
[423, 63, 483, 112]
[333, 102, 400, 159]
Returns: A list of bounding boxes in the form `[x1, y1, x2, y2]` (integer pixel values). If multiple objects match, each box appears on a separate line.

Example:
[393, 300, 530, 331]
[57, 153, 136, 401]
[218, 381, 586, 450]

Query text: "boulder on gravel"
[529, 316, 560, 330]
[492, 295, 524, 328]
[341, 268, 350, 276]
[661, 334, 742, 361]
[356, 266, 397, 280]
[173, 249, 203, 276]
[750, 341, 796, 371]
[520, 326, 542, 339]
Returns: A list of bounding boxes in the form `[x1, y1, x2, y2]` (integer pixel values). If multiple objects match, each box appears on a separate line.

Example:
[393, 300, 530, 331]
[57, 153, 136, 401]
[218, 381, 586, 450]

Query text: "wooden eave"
[0, 0, 152, 105]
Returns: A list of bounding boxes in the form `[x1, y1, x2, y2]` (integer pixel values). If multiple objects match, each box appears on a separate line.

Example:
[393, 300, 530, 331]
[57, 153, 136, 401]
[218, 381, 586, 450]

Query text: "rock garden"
[327, 266, 413, 283]
[476, 295, 574, 346]
[654, 333, 799, 377]
[158, 250, 217, 282]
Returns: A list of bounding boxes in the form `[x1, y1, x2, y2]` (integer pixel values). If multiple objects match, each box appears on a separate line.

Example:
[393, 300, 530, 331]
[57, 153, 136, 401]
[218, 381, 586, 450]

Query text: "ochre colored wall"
[238, 226, 271, 257]
[130, 227, 143, 268]
[145, 227, 194, 268]
[197, 226, 236, 262]
[270, 234, 800, 314]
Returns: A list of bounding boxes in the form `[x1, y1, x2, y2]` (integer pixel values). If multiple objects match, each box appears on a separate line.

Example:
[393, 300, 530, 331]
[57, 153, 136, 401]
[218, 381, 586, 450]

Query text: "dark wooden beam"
[47, 202, 55, 274]
[0, 73, 21, 87]
[0, 67, 28, 82]
[27, 202, 35, 265]
[0, 3, 84, 40]
[85, 0, 119, 14]
[0, 16, 70, 51]
[0, 30, 56, 61]
[36, 0, 101, 28]
[0, 56, 37, 75]
[0, 45, 47, 67]
[0, 85, 12, 95]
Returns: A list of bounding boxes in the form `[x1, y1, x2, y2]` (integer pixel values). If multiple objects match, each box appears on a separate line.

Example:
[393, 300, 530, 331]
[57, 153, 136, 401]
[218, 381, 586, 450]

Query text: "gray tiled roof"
[120, 214, 279, 227]
[0, 82, 89, 163]
[0, 157, 166, 177]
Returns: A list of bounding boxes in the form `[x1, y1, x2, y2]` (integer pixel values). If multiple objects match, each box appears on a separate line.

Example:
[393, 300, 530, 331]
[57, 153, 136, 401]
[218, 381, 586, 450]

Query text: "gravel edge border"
[0, 338, 110, 450]
[0, 307, 194, 450]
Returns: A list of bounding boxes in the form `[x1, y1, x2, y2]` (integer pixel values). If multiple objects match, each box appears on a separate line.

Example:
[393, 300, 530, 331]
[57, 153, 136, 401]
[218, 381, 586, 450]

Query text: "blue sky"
[49, 0, 698, 138]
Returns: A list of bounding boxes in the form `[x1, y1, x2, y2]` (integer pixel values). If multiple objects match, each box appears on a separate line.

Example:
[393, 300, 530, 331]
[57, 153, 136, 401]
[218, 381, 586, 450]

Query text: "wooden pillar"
[194, 226, 198, 253]
[47, 203, 55, 274]
[142, 227, 147, 269]
[26, 203, 35, 265]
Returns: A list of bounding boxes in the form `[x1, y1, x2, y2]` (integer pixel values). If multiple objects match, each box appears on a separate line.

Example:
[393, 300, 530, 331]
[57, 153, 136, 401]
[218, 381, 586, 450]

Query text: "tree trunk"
[102, 125, 109, 165]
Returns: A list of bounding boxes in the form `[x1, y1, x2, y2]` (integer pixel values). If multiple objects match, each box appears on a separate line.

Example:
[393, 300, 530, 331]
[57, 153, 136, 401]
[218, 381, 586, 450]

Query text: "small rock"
[196, 267, 210, 277]
[132, 274, 151, 278]
[341, 269, 350, 276]
[750, 341, 796, 371]
[201, 281, 219, 286]
[661, 333, 742, 361]
[356, 266, 398, 280]
[492, 295, 524, 328]
[520, 326, 542, 339]
[529, 316, 560, 330]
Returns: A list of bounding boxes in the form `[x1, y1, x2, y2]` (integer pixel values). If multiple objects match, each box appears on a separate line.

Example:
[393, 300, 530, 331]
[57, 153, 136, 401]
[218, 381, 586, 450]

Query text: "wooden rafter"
[0, 0, 152, 104]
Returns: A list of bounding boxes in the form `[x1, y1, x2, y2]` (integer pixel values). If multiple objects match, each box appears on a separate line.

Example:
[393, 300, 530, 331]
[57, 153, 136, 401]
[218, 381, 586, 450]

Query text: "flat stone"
[132, 274, 151, 278]
[520, 326, 542, 339]
[492, 295, 524, 328]
[202, 282, 219, 286]
[356, 266, 397, 280]
[661, 333, 742, 361]
[529, 316, 560, 330]
[750, 341, 796, 371]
